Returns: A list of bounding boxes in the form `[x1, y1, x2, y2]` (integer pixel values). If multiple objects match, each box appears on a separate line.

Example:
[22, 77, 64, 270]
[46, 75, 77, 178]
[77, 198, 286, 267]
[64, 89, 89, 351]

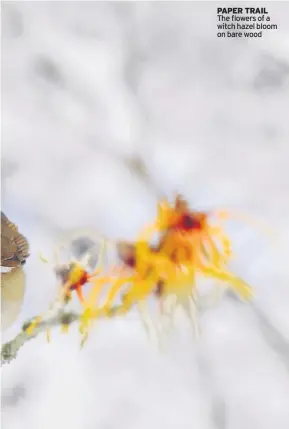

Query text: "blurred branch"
[123, 155, 167, 200]
[1, 299, 124, 366]
[1, 309, 80, 366]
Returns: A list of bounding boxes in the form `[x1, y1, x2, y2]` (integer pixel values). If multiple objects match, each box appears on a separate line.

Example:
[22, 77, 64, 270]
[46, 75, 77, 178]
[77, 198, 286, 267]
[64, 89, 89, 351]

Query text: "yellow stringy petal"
[85, 277, 111, 311]
[79, 308, 94, 338]
[26, 316, 42, 335]
[103, 276, 135, 312]
[157, 201, 175, 230]
[61, 323, 70, 334]
[46, 329, 51, 343]
[201, 265, 253, 300]
[79, 277, 114, 343]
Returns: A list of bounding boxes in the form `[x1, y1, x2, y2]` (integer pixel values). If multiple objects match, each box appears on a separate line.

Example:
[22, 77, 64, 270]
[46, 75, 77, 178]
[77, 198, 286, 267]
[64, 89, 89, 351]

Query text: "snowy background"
[2, 2, 289, 429]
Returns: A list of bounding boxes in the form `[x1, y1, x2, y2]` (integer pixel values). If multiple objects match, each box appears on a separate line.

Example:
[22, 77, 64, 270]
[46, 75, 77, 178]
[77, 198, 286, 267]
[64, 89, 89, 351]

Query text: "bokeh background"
[2, 2, 289, 429]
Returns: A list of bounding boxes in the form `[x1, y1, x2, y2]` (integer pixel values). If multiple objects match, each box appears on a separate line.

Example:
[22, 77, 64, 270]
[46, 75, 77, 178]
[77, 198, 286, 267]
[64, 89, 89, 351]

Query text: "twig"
[1, 237, 114, 366]
[1, 301, 125, 366]
[1, 310, 80, 366]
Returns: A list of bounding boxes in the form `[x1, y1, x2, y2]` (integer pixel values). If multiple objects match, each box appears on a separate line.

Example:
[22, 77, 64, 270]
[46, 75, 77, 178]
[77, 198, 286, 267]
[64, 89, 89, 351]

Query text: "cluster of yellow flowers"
[26, 195, 255, 345]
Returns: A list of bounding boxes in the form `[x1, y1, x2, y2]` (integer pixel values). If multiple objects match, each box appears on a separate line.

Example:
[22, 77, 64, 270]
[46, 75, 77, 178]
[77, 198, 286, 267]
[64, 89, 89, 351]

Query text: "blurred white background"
[1, 2, 289, 429]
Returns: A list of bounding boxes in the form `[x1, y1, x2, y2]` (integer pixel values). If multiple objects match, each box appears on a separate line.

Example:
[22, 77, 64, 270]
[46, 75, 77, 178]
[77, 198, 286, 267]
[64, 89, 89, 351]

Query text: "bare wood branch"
[1, 310, 80, 366]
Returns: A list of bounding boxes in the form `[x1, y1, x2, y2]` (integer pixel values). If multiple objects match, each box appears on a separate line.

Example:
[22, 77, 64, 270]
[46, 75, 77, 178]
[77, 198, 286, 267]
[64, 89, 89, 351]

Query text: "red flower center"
[125, 256, 136, 268]
[70, 272, 88, 290]
[179, 214, 201, 231]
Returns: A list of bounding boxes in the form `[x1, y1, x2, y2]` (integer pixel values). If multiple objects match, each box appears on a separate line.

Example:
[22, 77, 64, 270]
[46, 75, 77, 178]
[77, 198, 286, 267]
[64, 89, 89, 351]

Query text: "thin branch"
[1, 238, 113, 365]
[1, 300, 125, 366]
[1, 309, 80, 366]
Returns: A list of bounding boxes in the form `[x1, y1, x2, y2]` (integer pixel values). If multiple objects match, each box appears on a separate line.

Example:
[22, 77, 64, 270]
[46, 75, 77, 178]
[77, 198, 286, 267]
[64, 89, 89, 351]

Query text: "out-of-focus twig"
[1, 309, 80, 366]
[1, 297, 125, 366]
